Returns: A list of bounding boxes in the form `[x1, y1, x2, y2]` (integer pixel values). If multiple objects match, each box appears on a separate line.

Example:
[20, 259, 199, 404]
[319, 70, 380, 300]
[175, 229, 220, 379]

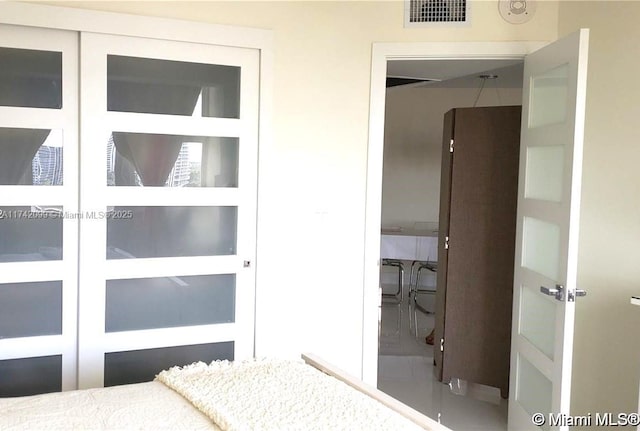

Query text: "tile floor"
[377, 295, 508, 431]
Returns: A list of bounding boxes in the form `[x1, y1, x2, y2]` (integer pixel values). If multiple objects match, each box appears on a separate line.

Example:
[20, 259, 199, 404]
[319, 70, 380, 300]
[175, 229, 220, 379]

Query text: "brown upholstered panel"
[434, 109, 454, 382]
[436, 106, 521, 398]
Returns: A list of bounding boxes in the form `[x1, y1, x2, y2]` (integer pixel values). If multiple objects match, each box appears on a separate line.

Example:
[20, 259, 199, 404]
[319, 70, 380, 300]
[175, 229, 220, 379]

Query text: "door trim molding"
[362, 40, 546, 385]
[0, 2, 272, 48]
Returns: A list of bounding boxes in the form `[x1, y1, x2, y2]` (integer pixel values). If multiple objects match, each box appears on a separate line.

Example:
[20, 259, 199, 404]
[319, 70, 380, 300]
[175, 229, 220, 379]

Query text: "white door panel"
[0, 24, 79, 394]
[78, 32, 259, 389]
[509, 29, 589, 431]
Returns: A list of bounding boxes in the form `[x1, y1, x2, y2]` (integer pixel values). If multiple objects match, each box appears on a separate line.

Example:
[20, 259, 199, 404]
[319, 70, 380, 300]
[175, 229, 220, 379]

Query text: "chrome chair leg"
[413, 262, 437, 314]
[381, 259, 404, 303]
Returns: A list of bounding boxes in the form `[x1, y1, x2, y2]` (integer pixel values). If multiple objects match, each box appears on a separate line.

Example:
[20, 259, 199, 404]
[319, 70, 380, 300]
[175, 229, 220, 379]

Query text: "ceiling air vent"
[404, 0, 470, 27]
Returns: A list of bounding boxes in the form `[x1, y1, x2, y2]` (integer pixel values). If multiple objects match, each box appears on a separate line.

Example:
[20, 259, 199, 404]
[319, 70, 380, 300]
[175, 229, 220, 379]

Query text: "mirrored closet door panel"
[0, 24, 79, 395]
[78, 33, 259, 388]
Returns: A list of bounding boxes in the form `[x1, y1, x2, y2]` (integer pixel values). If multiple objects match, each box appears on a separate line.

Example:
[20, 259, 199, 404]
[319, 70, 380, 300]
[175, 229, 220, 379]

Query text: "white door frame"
[362, 41, 547, 385]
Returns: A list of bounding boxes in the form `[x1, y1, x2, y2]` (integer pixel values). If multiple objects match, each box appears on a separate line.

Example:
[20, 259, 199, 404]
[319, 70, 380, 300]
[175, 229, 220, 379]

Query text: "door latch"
[541, 284, 587, 302]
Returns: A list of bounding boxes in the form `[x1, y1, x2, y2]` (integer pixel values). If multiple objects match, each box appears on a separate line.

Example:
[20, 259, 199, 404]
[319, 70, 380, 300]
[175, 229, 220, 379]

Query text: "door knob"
[540, 284, 587, 302]
[568, 289, 587, 302]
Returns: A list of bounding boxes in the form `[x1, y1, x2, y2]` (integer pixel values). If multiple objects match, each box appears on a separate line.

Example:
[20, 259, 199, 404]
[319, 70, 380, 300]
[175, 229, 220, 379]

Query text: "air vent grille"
[405, 0, 468, 26]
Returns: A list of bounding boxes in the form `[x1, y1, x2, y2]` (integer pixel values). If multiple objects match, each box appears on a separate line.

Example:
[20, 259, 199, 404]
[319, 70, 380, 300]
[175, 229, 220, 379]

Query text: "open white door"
[508, 29, 589, 431]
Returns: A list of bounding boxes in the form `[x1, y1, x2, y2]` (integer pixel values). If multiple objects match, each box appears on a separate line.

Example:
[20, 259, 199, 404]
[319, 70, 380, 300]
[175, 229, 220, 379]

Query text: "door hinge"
[449, 139, 454, 153]
[444, 236, 449, 250]
[440, 338, 445, 352]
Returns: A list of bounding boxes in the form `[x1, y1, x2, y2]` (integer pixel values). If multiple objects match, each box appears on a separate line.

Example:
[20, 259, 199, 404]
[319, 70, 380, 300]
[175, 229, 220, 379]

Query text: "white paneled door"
[0, 24, 259, 394]
[78, 33, 259, 389]
[0, 24, 79, 395]
[508, 30, 589, 431]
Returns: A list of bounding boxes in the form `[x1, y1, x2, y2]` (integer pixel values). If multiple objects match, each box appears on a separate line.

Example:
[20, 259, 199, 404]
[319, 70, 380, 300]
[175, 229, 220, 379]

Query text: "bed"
[0, 354, 451, 431]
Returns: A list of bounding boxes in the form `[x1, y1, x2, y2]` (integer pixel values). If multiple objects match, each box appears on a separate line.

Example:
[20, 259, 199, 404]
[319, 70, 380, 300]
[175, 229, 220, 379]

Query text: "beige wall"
[42, 0, 559, 376]
[558, 1, 640, 421]
[33, 0, 640, 416]
[382, 84, 522, 229]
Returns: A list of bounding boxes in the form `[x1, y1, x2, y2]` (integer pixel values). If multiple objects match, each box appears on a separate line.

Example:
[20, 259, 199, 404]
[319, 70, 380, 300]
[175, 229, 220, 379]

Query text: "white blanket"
[156, 358, 425, 431]
[0, 381, 218, 430]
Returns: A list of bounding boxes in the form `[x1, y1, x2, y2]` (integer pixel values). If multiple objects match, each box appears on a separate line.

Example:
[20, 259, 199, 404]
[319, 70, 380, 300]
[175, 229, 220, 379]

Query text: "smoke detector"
[499, 0, 536, 24]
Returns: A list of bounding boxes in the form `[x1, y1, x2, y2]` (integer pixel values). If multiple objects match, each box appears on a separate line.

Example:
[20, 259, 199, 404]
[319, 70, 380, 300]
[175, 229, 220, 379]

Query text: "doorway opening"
[361, 41, 546, 430]
[377, 58, 523, 431]
[366, 31, 589, 431]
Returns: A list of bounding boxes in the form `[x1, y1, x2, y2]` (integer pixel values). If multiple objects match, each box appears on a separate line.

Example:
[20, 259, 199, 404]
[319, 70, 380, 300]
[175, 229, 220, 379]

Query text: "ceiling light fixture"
[473, 74, 500, 107]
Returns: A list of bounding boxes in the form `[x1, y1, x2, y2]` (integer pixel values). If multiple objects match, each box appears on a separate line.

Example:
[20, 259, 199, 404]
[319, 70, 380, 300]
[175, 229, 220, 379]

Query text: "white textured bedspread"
[0, 381, 219, 430]
[156, 358, 426, 431]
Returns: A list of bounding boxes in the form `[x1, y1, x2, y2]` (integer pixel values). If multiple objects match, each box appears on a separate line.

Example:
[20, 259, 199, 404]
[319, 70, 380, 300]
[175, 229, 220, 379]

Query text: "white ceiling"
[387, 59, 524, 89]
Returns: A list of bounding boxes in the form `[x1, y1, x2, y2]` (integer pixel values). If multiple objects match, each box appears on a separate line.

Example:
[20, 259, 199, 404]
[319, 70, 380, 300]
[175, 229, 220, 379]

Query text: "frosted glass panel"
[0, 355, 62, 397]
[106, 274, 235, 332]
[0, 128, 63, 186]
[525, 146, 564, 202]
[520, 285, 555, 359]
[0, 205, 63, 262]
[104, 342, 234, 386]
[0, 281, 62, 339]
[522, 217, 560, 280]
[529, 64, 568, 128]
[107, 133, 238, 187]
[106, 206, 237, 259]
[517, 355, 552, 430]
[0, 47, 62, 109]
[107, 55, 240, 118]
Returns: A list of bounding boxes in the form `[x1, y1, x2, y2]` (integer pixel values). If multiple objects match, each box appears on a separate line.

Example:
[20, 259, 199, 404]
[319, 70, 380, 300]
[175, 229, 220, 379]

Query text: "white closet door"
[0, 25, 79, 394]
[78, 33, 259, 388]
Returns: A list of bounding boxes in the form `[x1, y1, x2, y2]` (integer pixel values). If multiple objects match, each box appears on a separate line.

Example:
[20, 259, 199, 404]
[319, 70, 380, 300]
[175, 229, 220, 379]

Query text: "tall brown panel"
[434, 110, 454, 381]
[435, 106, 521, 398]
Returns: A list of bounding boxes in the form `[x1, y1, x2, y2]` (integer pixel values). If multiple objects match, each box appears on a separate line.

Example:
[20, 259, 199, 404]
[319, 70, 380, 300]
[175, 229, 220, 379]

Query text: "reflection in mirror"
[0, 355, 62, 397]
[0, 280, 62, 339]
[107, 133, 238, 187]
[106, 274, 235, 332]
[106, 206, 237, 259]
[0, 47, 62, 109]
[0, 128, 63, 186]
[107, 55, 240, 118]
[0, 205, 63, 262]
[104, 342, 233, 387]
